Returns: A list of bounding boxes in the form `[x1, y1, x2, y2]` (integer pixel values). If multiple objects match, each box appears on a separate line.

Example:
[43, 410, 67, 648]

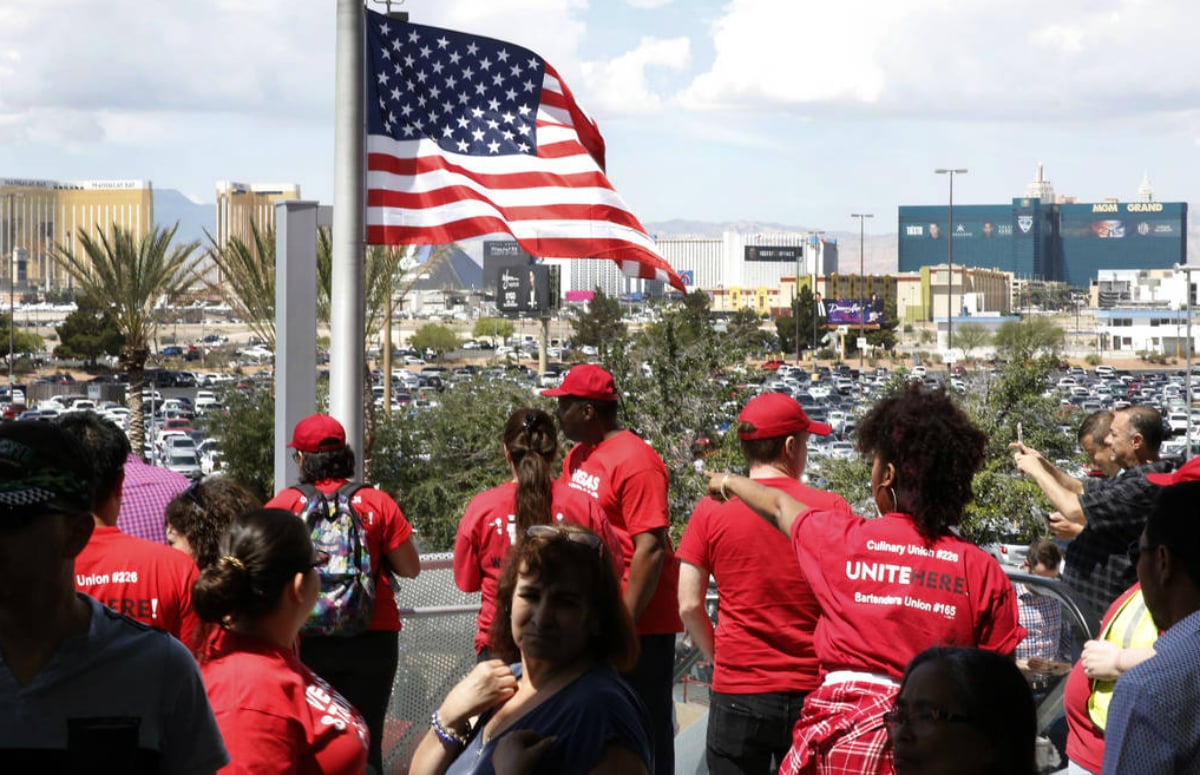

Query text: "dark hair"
[488, 524, 638, 671]
[298, 445, 355, 483]
[504, 409, 558, 534]
[1078, 410, 1113, 445]
[192, 508, 313, 627]
[739, 431, 793, 466]
[900, 646, 1037, 775]
[54, 411, 131, 507]
[855, 384, 986, 539]
[1122, 406, 1164, 455]
[1025, 539, 1061, 572]
[1145, 482, 1200, 589]
[165, 478, 262, 570]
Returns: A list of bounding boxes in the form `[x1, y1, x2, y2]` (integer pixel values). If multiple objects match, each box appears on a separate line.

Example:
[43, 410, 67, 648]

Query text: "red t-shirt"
[454, 479, 625, 653]
[1064, 583, 1142, 772]
[74, 524, 201, 649]
[266, 480, 414, 632]
[678, 478, 853, 693]
[790, 510, 1025, 679]
[562, 430, 682, 635]
[202, 628, 369, 774]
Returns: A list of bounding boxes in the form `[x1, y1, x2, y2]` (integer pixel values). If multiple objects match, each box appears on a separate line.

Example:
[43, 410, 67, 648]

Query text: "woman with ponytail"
[194, 508, 369, 774]
[454, 408, 623, 657]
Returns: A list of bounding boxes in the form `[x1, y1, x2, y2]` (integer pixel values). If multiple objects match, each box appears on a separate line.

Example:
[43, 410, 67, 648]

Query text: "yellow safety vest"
[1087, 590, 1158, 730]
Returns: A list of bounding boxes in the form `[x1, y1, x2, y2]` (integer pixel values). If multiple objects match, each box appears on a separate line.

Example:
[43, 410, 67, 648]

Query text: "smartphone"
[1017, 422, 1023, 446]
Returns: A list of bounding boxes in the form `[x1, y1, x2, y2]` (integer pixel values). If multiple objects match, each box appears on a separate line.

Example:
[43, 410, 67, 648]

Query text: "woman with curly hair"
[165, 477, 262, 570]
[454, 408, 623, 658]
[707, 384, 1026, 775]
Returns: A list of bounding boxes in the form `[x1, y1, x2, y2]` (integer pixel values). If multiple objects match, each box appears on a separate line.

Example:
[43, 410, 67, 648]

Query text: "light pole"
[851, 213, 873, 367]
[807, 230, 825, 364]
[934, 168, 967, 350]
[4, 192, 21, 399]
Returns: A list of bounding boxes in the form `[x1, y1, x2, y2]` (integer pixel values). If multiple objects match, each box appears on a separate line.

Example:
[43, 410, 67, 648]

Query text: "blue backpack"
[294, 482, 375, 637]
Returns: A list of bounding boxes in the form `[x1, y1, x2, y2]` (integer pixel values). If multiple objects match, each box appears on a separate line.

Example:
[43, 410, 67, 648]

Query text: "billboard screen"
[824, 296, 883, 326]
[497, 264, 550, 315]
[744, 245, 802, 262]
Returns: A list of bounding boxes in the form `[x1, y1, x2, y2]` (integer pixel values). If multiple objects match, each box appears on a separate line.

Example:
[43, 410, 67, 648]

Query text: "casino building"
[898, 166, 1187, 288]
[0, 178, 154, 292]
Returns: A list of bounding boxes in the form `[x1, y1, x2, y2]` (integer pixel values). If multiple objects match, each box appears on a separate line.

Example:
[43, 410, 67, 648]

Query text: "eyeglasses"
[525, 524, 603, 556]
[883, 705, 972, 732]
[1127, 541, 1159, 566]
[181, 480, 204, 509]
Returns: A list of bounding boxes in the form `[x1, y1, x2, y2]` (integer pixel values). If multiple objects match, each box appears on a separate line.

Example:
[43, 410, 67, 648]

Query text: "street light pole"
[4, 192, 21, 399]
[851, 213, 873, 367]
[934, 168, 967, 350]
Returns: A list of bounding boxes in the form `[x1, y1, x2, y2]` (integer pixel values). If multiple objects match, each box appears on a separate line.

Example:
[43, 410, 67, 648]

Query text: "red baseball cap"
[540, 364, 619, 401]
[738, 392, 833, 439]
[287, 414, 347, 453]
[1147, 457, 1200, 486]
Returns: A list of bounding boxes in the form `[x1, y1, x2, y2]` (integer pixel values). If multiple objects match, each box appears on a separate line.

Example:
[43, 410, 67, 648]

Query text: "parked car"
[162, 449, 202, 480]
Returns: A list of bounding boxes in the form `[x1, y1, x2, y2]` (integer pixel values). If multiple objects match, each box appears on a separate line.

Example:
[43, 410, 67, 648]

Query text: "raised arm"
[1011, 444, 1086, 524]
[704, 472, 808, 536]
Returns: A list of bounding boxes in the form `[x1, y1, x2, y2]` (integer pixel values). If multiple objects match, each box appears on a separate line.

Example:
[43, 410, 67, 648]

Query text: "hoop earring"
[888, 487, 898, 514]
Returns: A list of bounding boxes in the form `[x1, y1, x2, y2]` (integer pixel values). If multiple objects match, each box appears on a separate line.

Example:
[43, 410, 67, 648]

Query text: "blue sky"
[3, 0, 1200, 240]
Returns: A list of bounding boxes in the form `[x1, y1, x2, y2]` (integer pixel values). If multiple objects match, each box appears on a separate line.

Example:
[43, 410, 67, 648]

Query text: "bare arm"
[625, 529, 667, 621]
[1009, 442, 1084, 495]
[410, 661, 519, 775]
[1080, 641, 1157, 681]
[705, 472, 807, 536]
[677, 562, 714, 663]
[387, 539, 421, 578]
[1011, 446, 1086, 524]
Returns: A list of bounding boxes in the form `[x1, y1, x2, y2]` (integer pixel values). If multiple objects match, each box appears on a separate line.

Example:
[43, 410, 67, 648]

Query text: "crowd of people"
[1, 365, 1198, 774]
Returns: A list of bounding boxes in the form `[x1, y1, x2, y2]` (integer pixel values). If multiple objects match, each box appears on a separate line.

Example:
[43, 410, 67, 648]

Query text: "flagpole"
[331, 0, 366, 475]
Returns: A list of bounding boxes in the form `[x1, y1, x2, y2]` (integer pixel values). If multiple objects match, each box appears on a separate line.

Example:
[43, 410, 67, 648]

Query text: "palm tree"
[54, 223, 202, 456]
[203, 221, 276, 349]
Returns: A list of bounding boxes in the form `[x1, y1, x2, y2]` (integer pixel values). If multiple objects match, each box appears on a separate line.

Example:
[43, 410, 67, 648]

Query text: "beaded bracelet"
[431, 710, 469, 748]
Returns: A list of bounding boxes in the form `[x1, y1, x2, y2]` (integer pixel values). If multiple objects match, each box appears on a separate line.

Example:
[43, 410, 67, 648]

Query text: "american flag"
[363, 9, 686, 292]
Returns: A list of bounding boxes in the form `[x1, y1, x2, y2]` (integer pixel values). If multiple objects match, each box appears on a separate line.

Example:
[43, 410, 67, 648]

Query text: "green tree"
[993, 317, 1064, 362]
[725, 308, 773, 356]
[0, 313, 44, 363]
[776, 287, 823, 357]
[409, 323, 459, 355]
[201, 384, 276, 500]
[370, 377, 543, 550]
[954, 323, 992, 359]
[570, 288, 625, 350]
[473, 317, 514, 345]
[54, 223, 202, 454]
[53, 293, 124, 366]
[203, 221, 276, 349]
[865, 295, 898, 353]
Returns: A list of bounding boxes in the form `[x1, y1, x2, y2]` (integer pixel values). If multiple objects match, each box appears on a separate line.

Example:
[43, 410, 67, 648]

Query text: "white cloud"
[673, 0, 1200, 123]
[579, 37, 691, 115]
[625, 0, 675, 8]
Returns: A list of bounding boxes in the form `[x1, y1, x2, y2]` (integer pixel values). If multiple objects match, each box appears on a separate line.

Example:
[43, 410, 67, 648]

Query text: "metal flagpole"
[332, 0, 367, 477]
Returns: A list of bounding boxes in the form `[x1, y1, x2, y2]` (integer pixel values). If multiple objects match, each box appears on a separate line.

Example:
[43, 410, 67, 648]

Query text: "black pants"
[622, 633, 676, 775]
[300, 630, 398, 774]
[706, 689, 808, 774]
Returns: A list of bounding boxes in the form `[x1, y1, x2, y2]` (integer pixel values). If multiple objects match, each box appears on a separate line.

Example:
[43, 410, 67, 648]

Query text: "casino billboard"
[898, 199, 1186, 287]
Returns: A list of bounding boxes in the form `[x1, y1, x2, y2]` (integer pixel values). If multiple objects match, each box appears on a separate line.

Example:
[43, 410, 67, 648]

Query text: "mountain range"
[151, 187, 898, 274]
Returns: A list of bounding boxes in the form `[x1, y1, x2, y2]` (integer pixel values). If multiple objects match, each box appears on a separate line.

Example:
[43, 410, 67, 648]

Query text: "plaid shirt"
[1014, 582, 1070, 663]
[1068, 459, 1177, 622]
[779, 680, 897, 775]
[117, 453, 190, 544]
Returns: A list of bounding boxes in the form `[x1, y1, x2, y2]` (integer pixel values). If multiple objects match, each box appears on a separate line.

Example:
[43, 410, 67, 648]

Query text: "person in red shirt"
[265, 413, 420, 774]
[195, 507, 369, 774]
[707, 384, 1025, 775]
[58, 412, 202, 650]
[678, 392, 852, 774]
[454, 407, 623, 657]
[542, 364, 681, 775]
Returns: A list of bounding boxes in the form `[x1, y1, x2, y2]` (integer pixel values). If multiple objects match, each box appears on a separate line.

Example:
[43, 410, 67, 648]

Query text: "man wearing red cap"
[266, 413, 420, 774]
[542, 364, 681, 775]
[678, 392, 851, 774]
